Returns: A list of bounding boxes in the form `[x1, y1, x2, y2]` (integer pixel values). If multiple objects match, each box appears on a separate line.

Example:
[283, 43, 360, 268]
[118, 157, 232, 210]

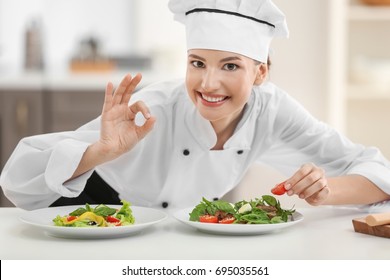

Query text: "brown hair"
[254, 57, 271, 69]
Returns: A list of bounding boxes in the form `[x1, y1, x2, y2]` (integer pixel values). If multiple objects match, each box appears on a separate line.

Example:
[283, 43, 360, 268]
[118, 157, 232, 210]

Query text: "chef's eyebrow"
[188, 54, 206, 61]
[188, 54, 242, 63]
[220, 56, 242, 63]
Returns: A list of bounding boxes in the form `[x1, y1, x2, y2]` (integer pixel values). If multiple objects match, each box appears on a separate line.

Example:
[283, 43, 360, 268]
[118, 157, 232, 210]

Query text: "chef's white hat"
[168, 0, 289, 63]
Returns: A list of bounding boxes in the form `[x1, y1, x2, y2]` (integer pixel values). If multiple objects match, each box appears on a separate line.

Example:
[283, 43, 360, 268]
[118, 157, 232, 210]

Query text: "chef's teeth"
[201, 94, 226, 103]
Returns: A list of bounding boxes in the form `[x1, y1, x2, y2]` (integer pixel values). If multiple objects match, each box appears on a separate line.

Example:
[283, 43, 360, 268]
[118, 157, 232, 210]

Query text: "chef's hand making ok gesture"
[98, 73, 155, 160]
[70, 74, 155, 180]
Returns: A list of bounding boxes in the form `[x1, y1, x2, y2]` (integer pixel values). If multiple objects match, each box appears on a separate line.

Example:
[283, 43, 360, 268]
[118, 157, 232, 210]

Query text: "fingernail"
[284, 183, 291, 190]
[287, 190, 293, 196]
[145, 113, 151, 119]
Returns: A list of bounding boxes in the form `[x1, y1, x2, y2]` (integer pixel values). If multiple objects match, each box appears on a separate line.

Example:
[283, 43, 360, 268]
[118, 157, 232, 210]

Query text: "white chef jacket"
[1, 79, 390, 211]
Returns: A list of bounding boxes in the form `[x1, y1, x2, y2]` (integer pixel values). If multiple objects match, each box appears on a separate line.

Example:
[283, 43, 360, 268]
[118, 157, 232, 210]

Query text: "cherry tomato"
[67, 216, 77, 222]
[219, 216, 235, 224]
[199, 215, 218, 223]
[271, 181, 287, 195]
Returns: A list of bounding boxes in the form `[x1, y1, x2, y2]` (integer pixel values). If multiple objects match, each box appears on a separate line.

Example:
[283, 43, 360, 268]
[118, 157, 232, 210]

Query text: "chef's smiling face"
[185, 49, 267, 128]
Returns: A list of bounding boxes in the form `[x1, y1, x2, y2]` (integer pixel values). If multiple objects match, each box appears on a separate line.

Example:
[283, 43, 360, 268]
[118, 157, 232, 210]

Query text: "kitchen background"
[0, 0, 389, 207]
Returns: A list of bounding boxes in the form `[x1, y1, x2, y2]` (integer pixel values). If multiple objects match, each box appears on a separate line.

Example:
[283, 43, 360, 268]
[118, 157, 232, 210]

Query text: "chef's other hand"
[284, 163, 330, 206]
[98, 73, 156, 161]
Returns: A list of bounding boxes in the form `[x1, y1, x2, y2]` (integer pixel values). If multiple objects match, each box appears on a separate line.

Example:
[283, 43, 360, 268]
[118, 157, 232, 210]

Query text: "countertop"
[0, 70, 181, 91]
[1, 206, 389, 260]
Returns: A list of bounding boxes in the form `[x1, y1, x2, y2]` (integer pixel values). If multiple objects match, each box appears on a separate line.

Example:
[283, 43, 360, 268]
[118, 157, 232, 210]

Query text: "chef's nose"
[201, 68, 220, 92]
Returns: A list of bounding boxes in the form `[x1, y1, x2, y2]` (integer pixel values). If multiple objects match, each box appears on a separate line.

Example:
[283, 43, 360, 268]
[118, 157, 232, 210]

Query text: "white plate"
[20, 205, 167, 239]
[174, 208, 304, 235]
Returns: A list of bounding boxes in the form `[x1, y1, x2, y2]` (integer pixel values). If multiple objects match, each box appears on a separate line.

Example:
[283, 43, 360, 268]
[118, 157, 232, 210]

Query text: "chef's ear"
[254, 63, 268, 85]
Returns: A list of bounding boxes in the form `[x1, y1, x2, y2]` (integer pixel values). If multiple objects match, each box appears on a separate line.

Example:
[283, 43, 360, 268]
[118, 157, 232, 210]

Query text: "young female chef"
[1, 0, 390, 211]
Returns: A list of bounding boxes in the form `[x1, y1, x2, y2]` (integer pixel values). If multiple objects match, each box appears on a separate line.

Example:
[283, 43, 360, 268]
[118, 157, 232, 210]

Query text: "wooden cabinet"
[0, 89, 44, 166]
[0, 87, 104, 206]
[46, 90, 104, 132]
[0, 89, 44, 206]
[0, 89, 105, 168]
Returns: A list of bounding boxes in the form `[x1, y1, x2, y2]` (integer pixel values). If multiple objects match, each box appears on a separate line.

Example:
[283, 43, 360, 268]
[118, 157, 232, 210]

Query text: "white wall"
[134, 0, 186, 78]
[271, 0, 330, 122]
[0, 0, 135, 74]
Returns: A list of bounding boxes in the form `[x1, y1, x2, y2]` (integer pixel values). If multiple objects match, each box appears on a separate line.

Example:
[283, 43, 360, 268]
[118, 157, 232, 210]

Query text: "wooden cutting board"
[352, 217, 390, 238]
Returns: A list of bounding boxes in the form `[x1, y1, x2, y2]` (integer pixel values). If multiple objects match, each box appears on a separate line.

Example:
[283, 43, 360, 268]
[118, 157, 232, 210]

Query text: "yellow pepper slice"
[62, 211, 107, 227]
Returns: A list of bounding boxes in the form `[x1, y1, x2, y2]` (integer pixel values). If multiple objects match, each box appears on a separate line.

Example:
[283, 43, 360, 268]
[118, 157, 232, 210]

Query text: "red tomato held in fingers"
[199, 215, 218, 223]
[219, 217, 235, 224]
[271, 181, 287, 195]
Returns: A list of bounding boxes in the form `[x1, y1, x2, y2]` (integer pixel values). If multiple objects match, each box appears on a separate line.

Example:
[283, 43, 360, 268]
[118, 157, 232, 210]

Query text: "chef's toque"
[168, 0, 289, 63]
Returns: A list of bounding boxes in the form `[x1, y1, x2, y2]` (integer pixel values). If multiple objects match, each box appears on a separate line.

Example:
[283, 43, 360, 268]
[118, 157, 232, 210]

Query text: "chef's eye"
[223, 63, 238, 71]
[191, 60, 205, 68]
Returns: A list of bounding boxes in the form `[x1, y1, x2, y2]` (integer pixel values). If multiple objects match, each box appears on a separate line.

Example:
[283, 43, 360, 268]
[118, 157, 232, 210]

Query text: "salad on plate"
[189, 195, 295, 225]
[53, 200, 135, 227]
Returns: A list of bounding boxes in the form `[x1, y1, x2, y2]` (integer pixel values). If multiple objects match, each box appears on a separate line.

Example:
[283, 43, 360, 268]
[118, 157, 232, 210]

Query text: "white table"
[1, 206, 389, 260]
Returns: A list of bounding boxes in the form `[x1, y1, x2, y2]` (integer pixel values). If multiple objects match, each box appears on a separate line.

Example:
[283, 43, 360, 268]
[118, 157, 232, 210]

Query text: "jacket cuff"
[348, 162, 390, 195]
[45, 139, 92, 197]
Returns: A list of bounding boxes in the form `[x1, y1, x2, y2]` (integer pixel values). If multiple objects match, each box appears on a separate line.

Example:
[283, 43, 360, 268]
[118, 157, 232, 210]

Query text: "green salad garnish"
[53, 200, 135, 227]
[189, 195, 295, 224]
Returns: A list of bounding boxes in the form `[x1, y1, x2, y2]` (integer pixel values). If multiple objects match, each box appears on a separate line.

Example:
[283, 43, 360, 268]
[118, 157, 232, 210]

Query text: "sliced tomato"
[271, 181, 287, 195]
[199, 214, 218, 223]
[219, 216, 235, 224]
[66, 216, 77, 222]
[106, 216, 121, 223]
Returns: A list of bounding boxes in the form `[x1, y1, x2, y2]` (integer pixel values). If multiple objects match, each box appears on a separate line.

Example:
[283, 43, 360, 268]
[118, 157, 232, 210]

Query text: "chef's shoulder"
[253, 81, 306, 113]
[253, 81, 288, 103]
[131, 78, 186, 108]
[254, 81, 321, 133]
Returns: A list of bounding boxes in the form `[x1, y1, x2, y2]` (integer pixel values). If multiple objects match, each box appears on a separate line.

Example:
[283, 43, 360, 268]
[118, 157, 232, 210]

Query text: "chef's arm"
[284, 163, 390, 206]
[68, 141, 113, 180]
[325, 175, 390, 205]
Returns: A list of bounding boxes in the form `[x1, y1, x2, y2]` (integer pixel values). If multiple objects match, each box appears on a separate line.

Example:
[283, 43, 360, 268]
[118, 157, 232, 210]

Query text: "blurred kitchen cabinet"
[0, 89, 44, 168]
[46, 90, 104, 132]
[0, 89, 44, 206]
[0, 88, 103, 206]
[330, 0, 390, 159]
